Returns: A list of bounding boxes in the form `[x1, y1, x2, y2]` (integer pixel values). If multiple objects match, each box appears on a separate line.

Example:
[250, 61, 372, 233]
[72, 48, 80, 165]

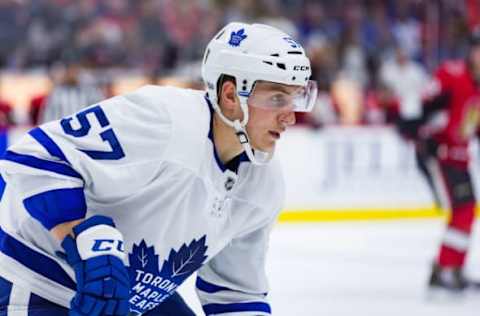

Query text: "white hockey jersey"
[0, 85, 285, 316]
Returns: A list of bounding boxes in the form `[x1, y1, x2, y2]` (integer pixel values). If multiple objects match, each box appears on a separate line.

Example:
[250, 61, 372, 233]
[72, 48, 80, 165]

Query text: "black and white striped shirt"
[40, 84, 105, 123]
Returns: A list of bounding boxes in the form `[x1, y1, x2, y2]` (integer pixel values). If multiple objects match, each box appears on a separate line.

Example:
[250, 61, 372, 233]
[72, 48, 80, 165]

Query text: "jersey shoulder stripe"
[28, 127, 70, 164]
[2, 150, 82, 179]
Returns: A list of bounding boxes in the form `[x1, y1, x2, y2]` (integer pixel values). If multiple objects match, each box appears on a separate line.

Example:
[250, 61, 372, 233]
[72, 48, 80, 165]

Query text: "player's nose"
[279, 110, 296, 127]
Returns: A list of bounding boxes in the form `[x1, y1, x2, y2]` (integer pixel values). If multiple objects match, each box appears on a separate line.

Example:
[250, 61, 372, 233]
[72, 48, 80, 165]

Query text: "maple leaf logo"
[127, 236, 208, 315]
[160, 235, 208, 283]
[129, 240, 159, 273]
[228, 28, 247, 47]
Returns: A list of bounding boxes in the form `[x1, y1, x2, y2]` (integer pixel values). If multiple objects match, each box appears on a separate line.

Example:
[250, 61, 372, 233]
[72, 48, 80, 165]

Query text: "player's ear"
[219, 80, 239, 111]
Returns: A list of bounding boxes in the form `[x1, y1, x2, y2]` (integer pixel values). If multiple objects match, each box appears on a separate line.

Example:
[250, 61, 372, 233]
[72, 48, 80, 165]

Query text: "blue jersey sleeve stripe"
[0, 275, 13, 307]
[28, 127, 69, 163]
[196, 276, 236, 293]
[0, 129, 8, 156]
[2, 150, 82, 179]
[0, 174, 6, 201]
[203, 302, 271, 315]
[23, 188, 87, 230]
[196, 276, 268, 296]
[0, 226, 76, 290]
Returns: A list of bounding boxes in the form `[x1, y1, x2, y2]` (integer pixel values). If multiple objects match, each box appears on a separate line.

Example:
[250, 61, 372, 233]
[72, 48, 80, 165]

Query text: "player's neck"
[212, 114, 244, 164]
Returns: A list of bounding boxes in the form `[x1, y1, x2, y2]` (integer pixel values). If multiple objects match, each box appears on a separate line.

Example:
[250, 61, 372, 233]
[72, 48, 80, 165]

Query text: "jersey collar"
[204, 94, 250, 173]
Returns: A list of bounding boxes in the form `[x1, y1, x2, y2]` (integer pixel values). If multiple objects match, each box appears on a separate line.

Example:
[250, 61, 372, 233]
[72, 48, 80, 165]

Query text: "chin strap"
[232, 119, 272, 165]
[209, 94, 272, 165]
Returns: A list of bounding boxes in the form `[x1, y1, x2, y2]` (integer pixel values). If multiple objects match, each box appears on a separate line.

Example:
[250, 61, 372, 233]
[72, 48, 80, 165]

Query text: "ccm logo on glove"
[92, 239, 124, 253]
[76, 224, 126, 261]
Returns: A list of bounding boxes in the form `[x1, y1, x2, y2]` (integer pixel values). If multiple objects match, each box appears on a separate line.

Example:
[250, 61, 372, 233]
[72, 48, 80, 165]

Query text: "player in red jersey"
[397, 31, 480, 293]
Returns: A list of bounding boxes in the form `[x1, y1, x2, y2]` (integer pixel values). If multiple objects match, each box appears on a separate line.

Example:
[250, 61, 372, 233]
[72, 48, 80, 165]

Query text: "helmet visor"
[247, 80, 318, 112]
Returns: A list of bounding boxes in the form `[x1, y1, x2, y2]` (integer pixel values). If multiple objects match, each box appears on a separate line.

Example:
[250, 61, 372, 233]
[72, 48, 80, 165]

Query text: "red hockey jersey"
[422, 60, 480, 166]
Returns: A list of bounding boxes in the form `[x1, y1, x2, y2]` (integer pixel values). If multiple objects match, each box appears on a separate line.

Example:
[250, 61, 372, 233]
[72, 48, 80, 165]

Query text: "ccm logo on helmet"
[293, 65, 310, 71]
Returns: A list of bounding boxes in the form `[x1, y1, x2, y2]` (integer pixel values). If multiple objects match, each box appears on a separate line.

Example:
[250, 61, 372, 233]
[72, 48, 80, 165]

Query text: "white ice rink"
[180, 219, 480, 316]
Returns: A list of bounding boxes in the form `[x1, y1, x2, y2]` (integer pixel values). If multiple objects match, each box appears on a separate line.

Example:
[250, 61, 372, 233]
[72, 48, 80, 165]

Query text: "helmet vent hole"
[292, 76, 296, 80]
[276, 63, 286, 70]
[270, 53, 280, 57]
[288, 51, 302, 55]
[263, 61, 273, 65]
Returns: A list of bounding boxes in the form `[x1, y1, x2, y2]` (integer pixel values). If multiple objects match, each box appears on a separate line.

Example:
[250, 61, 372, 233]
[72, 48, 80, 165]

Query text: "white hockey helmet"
[202, 22, 316, 111]
[201, 22, 317, 164]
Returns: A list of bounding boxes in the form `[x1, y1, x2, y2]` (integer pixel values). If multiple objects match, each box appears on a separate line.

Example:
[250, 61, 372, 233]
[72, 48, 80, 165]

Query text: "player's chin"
[253, 139, 276, 153]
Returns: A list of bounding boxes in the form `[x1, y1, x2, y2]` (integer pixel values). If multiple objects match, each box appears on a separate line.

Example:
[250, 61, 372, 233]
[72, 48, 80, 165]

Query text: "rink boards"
[277, 126, 480, 221]
[2, 125, 480, 222]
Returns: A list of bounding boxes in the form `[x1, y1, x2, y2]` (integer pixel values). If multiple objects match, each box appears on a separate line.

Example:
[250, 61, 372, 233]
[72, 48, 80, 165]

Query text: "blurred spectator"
[438, 4, 470, 60]
[0, 0, 27, 68]
[380, 45, 429, 119]
[361, 2, 394, 59]
[363, 83, 399, 125]
[392, 1, 423, 61]
[331, 77, 364, 125]
[297, 1, 340, 44]
[39, 54, 104, 123]
[136, 0, 174, 75]
[1, 0, 480, 129]
[0, 98, 14, 130]
[20, 0, 70, 68]
[28, 94, 47, 126]
[306, 33, 337, 92]
[0, 1, 475, 75]
[257, 0, 298, 37]
[0, 76, 14, 129]
[96, 71, 116, 98]
[75, 15, 128, 67]
[337, 4, 370, 89]
[216, 0, 260, 23]
[160, 0, 204, 65]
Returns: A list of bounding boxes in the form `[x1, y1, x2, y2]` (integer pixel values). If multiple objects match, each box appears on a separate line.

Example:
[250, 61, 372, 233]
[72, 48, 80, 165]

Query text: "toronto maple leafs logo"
[128, 236, 208, 315]
[228, 28, 247, 47]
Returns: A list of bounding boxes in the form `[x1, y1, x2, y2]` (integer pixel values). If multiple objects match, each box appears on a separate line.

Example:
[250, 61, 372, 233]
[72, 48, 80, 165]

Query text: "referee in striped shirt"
[40, 58, 104, 124]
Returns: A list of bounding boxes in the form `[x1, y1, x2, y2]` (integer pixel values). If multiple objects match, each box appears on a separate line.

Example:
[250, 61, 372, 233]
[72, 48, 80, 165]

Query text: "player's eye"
[270, 94, 288, 107]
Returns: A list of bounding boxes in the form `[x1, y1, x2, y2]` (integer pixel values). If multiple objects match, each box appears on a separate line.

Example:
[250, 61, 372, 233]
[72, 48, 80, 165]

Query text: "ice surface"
[179, 220, 480, 316]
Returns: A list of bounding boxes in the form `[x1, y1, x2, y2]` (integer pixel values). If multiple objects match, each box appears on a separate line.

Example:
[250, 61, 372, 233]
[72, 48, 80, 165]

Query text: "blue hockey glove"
[61, 215, 130, 316]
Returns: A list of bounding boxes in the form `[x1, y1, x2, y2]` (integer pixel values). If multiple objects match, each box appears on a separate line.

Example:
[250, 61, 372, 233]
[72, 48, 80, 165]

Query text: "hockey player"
[397, 30, 480, 293]
[0, 22, 317, 315]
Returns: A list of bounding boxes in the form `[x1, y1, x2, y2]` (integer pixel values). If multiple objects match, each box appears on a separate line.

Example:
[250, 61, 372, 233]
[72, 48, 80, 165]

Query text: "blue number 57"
[61, 105, 125, 160]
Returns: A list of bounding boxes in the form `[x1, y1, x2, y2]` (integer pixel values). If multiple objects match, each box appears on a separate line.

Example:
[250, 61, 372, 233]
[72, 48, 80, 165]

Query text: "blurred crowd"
[0, 0, 478, 127]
